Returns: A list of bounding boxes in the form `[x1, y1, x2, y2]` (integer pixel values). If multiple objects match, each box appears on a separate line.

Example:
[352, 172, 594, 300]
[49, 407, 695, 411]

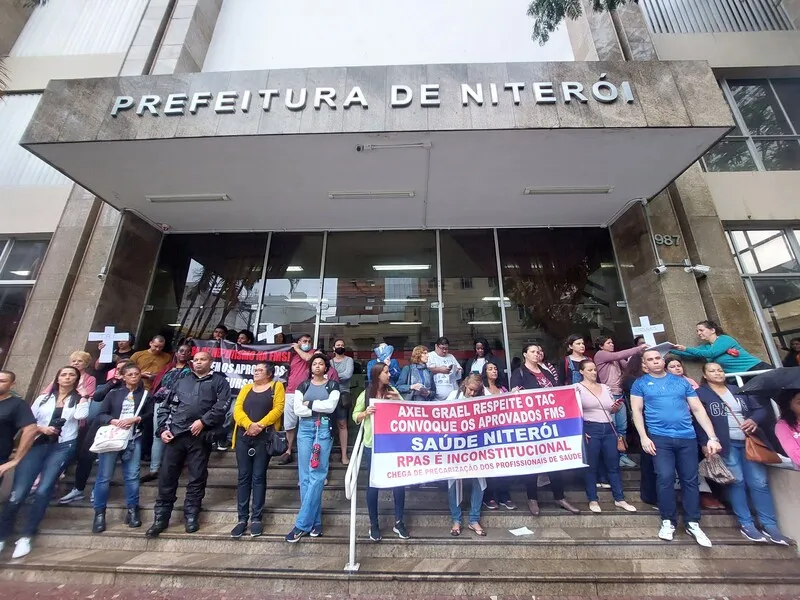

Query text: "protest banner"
[369, 386, 585, 488]
[192, 340, 292, 393]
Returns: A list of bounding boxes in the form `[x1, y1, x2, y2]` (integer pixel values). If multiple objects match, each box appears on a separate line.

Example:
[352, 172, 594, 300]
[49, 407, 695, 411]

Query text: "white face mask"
[300, 343, 312, 352]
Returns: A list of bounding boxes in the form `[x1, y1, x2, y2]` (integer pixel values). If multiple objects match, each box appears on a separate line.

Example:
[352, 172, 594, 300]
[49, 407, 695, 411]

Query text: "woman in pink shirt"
[576, 360, 637, 514]
[42, 351, 96, 398]
[775, 389, 800, 468]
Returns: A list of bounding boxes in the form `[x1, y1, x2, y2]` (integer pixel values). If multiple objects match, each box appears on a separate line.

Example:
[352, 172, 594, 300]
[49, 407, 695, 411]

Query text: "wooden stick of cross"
[88, 326, 130, 363]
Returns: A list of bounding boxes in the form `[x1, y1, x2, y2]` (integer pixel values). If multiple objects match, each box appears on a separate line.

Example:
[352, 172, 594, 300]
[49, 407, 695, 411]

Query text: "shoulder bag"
[579, 383, 628, 452]
[90, 391, 148, 454]
[698, 453, 736, 485]
[721, 396, 781, 464]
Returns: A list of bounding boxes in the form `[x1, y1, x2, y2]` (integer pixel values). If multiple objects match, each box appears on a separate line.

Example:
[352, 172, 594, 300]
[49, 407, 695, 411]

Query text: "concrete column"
[669, 164, 768, 361]
[565, 0, 625, 61]
[0, 0, 33, 55]
[4, 187, 102, 398]
[152, 0, 223, 74]
[610, 3, 658, 60]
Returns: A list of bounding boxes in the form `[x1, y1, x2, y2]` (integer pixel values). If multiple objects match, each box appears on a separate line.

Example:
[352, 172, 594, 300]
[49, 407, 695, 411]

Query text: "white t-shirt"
[470, 357, 487, 373]
[427, 352, 461, 400]
[722, 390, 746, 441]
[120, 391, 140, 439]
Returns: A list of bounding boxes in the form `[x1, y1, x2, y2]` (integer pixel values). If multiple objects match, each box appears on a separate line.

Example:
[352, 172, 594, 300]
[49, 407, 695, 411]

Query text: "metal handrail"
[343, 421, 365, 572]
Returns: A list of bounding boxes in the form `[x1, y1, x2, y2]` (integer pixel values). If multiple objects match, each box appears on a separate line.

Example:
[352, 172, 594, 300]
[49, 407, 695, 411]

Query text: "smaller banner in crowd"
[192, 340, 292, 392]
[370, 386, 585, 488]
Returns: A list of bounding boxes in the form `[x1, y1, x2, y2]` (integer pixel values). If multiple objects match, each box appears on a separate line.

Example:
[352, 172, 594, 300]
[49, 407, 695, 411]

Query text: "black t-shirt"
[241, 387, 275, 427]
[0, 396, 36, 463]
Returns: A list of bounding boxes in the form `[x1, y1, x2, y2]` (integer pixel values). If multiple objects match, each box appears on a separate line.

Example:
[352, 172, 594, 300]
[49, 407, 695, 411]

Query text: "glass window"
[753, 139, 800, 171]
[730, 230, 799, 274]
[259, 233, 324, 346]
[498, 228, 629, 367]
[729, 80, 793, 136]
[0, 287, 31, 366]
[701, 139, 757, 172]
[439, 230, 505, 369]
[141, 233, 268, 346]
[318, 231, 438, 382]
[0, 239, 49, 280]
[752, 278, 800, 361]
[771, 79, 800, 132]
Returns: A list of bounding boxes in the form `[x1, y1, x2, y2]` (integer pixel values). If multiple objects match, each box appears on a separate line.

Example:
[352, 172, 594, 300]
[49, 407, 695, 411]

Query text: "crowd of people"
[0, 320, 797, 558]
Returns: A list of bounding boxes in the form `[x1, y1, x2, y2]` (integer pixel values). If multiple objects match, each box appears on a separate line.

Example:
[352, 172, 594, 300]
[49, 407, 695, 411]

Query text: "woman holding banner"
[396, 345, 436, 401]
[481, 364, 515, 510]
[445, 374, 488, 536]
[576, 360, 638, 514]
[511, 344, 581, 516]
[353, 363, 408, 542]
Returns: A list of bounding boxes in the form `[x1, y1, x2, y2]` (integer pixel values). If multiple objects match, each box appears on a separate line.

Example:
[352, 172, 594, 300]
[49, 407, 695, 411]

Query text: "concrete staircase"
[1, 451, 798, 596]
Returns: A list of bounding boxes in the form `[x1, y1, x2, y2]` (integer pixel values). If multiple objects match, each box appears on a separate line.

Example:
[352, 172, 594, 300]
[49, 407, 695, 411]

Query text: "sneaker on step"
[499, 499, 516, 510]
[393, 521, 410, 539]
[310, 525, 323, 538]
[482, 499, 498, 510]
[59, 488, 84, 504]
[250, 521, 264, 537]
[369, 524, 382, 542]
[284, 527, 306, 543]
[231, 522, 248, 538]
[619, 455, 637, 468]
[596, 482, 611, 489]
[762, 526, 793, 546]
[739, 523, 767, 543]
[588, 501, 602, 513]
[685, 522, 712, 547]
[615, 500, 637, 513]
[658, 519, 675, 541]
[12, 537, 31, 559]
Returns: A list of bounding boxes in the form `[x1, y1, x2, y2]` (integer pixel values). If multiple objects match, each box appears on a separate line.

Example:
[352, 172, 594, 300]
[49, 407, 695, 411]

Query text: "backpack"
[565, 358, 583, 384]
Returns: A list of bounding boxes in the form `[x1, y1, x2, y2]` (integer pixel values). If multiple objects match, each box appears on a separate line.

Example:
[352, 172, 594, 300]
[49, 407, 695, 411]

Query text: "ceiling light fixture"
[523, 186, 613, 195]
[9, 270, 31, 277]
[147, 193, 231, 203]
[389, 321, 423, 325]
[358, 142, 432, 151]
[384, 298, 426, 303]
[285, 298, 328, 303]
[373, 264, 430, 271]
[468, 321, 503, 325]
[328, 190, 416, 200]
[481, 296, 510, 302]
[319, 322, 347, 326]
[167, 323, 182, 327]
[286, 265, 303, 272]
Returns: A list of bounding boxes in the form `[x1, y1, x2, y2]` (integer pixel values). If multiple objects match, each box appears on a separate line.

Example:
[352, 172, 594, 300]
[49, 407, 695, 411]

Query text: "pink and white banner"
[369, 386, 586, 488]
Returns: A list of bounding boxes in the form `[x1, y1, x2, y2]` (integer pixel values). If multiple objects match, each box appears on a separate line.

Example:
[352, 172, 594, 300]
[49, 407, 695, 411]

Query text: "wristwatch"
[708, 437, 720, 442]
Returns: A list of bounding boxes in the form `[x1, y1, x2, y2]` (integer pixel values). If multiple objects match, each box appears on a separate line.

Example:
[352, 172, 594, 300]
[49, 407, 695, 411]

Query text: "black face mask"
[334, 347, 346, 355]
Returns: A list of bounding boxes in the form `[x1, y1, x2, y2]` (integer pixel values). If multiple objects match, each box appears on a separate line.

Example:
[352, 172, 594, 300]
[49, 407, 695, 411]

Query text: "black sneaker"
[369, 525, 382, 542]
[310, 525, 323, 538]
[231, 522, 248, 538]
[393, 521, 410, 539]
[499, 499, 517, 510]
[250, 521, 263, 537]
[482, 499, 499, 510]
[285, 527, 307, 543]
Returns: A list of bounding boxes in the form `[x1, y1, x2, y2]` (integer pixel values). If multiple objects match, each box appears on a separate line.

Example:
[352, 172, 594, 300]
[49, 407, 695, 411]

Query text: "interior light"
[167, 323, 182, 327]
[523, 186, 613, 195]
[389, 321, 423, 325]
[319, 322, 346, 326]
[468, 321, 503, 325]
[373, 264, 430, 271]
[147, 194, 231, 203]
[329, 190, 416, 199]
[286, 265, 303, 272]
[285, 298, 328, 303]
[482, 296, 510, 302]
[384, 298, 426, 303]
[9, 270, 31, 277]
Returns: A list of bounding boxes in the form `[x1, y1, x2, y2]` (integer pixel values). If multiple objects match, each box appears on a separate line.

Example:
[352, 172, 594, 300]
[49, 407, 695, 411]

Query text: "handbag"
[721, 397, 781, 465]
[90, 391, 148, 454]
[579, 383, 628, 452]
[266, 428, 288, 457]
[699, 454, 736, 485]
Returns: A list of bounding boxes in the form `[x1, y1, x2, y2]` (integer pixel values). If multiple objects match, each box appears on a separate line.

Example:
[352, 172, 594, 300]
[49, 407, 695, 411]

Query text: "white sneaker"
[615, 500, 637, 513]
[59, 488, 85, 504]
[588, 501, 602, 513]
[12, 537, 31, 559]
[658, 519, 675, 541]
[685, 522, 712, 548]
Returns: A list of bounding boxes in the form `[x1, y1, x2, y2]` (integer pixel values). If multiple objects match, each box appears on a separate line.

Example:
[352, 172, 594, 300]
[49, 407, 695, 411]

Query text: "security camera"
[355, 144, 365, 152]
[653, 264, 667, 275]
[157, 223, 171, 233]
[97, 273, 106, 281]
[693, 264, 711, 274]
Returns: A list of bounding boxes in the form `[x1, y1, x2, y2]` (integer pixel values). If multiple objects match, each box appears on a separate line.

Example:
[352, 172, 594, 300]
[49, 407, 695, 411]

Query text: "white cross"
[88, 326, 130, 363]
[631, 316, 665, 347]
[257, 323, 283, 343]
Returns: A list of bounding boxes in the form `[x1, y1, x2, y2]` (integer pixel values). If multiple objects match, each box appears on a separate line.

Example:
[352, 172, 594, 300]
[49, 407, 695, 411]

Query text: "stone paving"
[3, 583, 800, 600]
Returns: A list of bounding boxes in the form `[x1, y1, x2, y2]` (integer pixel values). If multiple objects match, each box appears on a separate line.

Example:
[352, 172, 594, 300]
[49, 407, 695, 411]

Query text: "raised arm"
[674, 336, 736, 360]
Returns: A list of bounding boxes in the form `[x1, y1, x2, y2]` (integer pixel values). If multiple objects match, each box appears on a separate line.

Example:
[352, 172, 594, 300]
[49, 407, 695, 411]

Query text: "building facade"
[1, 0, 798, 397]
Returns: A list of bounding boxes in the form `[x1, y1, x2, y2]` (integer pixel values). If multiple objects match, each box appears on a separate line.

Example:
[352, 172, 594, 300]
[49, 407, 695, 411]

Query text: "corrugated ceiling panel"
[10, 0, 149, 57]
[0, 94, 71, 186]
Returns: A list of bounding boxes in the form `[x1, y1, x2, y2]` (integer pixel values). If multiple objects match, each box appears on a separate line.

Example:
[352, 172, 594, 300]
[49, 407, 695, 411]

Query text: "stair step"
[2, 547, 798, 596]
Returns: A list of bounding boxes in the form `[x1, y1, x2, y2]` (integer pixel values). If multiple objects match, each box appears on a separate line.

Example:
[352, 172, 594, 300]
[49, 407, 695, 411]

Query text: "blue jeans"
[150, 407, 165, 473]
[722, 440, 778, 529]
[294, 417, 332, 532]
[93, 437, 142, 511]
[448, 479, 483, 524]
[0, 440, 76, 539]
[584, 421, 624, 502]
[362, 447, 406, 526]
[612, 394, 628, 447]
[651, 434, 700, 524]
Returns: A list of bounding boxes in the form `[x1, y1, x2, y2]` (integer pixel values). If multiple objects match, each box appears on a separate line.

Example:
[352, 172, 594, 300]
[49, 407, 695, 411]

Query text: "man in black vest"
[146, 352, 230, 536]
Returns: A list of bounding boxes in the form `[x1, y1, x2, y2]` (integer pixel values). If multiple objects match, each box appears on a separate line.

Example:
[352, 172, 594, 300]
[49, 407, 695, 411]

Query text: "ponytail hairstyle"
[697, 320, 724, 336]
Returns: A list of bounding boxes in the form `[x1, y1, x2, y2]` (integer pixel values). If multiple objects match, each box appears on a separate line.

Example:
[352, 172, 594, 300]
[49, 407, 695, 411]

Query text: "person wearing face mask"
[331, 339, 354, 465]
[366, 342, 401, 386]
[278, 334, 338, 466]
[558, 335, 588, 385]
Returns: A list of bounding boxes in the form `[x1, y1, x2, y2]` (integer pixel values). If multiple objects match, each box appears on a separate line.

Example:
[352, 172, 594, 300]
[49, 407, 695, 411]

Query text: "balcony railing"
[640, 0, 795, 33]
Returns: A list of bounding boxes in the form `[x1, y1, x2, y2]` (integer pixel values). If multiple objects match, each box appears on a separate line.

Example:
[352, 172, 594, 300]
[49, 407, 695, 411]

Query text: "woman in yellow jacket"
[231, 362, 284, 538]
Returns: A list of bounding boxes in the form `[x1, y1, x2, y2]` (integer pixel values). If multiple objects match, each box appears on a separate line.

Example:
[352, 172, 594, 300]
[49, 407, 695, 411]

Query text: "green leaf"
[527, 0, 631, 45]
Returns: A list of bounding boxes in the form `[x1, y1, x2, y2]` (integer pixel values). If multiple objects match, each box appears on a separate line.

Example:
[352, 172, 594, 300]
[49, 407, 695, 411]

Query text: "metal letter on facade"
[259, 89, 279, 111]
[420, 84, 440, 107]
[533, 82, 556, 104]
[163, 93, 188, 116]
[285, 88, 308, 111]
[504, 82, 524, 105]
[189, 91, 212, 114]
[390, 85, 413, 107]
[314, 87, 337, 109]
[343, 86, 368, 109]
[561, 82, 588, 104]
[461, 83, 483, 106]
[110, 96, 135, 117]
[214, 91, 238, 113]
[136, 95, 161, 116]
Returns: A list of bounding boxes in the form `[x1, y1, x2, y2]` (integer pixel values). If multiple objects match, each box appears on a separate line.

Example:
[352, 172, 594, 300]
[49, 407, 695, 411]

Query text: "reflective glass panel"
[319, 231, 438, 373]
[752, 278, 800, 361]
[701, 139, 757, 172]
[729, 80, 793, 136]
[141, 233, 268, 347]
[0, 239, 49, 280]
[771, 79, 800, 132]
[0, 286, 32, 367]
[753, 139, 800, 171]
